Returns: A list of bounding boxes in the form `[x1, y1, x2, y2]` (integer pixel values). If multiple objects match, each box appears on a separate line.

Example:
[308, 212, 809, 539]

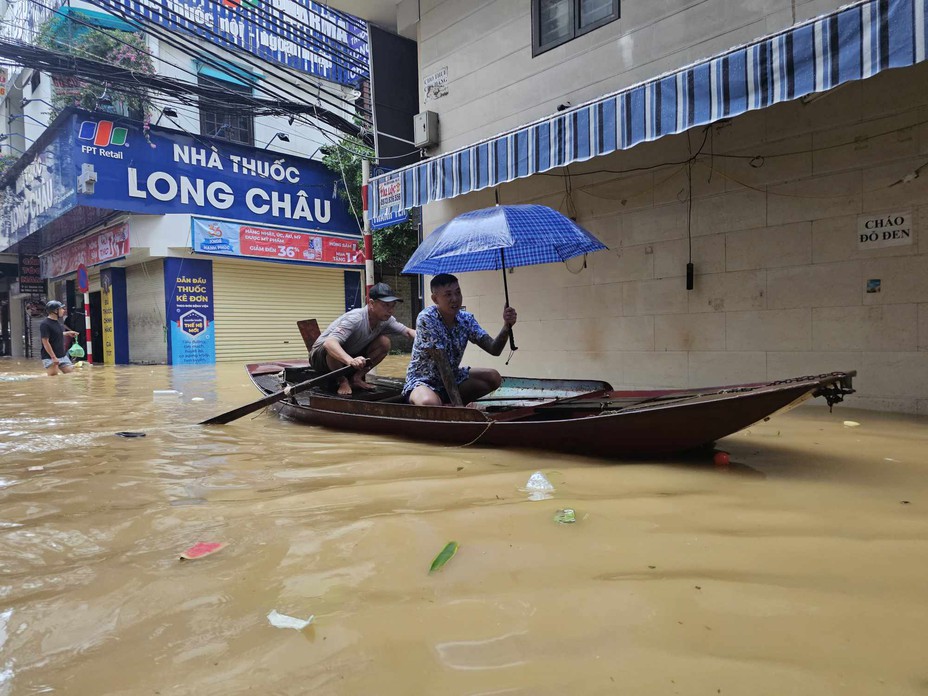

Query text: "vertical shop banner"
[100, 269, 115, 364]
[18, 254, 45, 295]
[99, 267, 129, 364]
[164, 258, 215, 365]
[369, 167, 408, 230]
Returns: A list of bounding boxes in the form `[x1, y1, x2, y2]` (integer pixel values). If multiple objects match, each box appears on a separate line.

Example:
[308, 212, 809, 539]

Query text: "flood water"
[1, 356, 927, 695]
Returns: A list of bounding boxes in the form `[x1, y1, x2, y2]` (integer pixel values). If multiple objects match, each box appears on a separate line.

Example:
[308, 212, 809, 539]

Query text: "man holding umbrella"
[404, 273, 517, 406]
[401, 202, 605, 405]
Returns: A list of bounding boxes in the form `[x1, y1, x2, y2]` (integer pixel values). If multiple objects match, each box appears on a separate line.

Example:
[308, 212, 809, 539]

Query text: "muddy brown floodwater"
[1, 356, 927, 695]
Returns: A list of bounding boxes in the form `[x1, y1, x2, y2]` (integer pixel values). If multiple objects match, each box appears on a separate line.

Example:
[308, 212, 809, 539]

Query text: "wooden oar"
[200, 364, 356, 425]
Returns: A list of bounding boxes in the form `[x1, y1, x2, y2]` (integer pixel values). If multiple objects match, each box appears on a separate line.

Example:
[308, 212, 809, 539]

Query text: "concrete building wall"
[421, 60, 928, 414]
[154, 41, 345, 162]
[417, 0, 849, 152]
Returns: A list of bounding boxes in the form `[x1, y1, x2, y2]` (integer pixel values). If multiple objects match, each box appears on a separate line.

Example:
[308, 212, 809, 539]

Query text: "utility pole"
[361, 158, 373, 300]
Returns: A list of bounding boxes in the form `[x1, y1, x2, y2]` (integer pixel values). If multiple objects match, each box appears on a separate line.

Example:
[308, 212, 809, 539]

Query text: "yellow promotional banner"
[101, 270, 115, 364]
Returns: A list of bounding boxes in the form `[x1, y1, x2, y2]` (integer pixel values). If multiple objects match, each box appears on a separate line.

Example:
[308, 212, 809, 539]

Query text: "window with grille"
[197, 76, 254, 147]
[532, 0, 619, 56]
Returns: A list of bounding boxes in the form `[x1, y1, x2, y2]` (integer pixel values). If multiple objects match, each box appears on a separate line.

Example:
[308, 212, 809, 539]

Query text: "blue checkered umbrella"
[402, 204, 608, 353]
[403, 204, 607, 276]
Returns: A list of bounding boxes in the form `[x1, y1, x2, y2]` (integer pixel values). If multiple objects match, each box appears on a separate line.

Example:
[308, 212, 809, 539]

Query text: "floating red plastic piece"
[180, 542, 225, 560]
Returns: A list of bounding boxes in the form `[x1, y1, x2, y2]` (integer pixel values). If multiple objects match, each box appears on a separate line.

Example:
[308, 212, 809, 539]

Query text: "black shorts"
[309, 347, 332, 375]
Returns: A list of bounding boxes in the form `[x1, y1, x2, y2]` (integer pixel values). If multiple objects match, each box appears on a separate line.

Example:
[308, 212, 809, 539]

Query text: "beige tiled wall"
[420, 59, 928, 413]
[417, 0, 843, 151]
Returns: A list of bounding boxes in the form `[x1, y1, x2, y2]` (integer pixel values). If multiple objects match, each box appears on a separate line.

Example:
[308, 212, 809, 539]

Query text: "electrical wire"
[12, 0, 369, 136]
[0, 36, 369, 140]
[2, 6, 403, 157]
[314, 125, 420, 161]
[46, 0, 366, 111]
[2, 2, 361, 122]
[196, 0, 369, 75]
[85, 0, 371, 121]
[155, 100, 337, 152]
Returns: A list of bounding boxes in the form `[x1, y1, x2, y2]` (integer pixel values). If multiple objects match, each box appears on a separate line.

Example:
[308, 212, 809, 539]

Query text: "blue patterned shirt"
[403, 305, 489, 397]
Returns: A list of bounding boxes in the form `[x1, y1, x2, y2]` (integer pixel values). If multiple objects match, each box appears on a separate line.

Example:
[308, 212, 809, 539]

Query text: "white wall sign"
[424, 66, 449, 101]
[857, 211, 914, 249]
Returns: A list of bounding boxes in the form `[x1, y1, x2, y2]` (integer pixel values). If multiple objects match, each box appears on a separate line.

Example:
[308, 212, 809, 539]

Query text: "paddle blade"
[199, 363, 355, 426]
[199, 400, 273, 425]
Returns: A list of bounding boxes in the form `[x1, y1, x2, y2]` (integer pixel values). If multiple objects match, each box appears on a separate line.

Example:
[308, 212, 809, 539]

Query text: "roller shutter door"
[126, 261, 167, 364]
[26, 310, 42, 359]
[212, 259, 345, 363]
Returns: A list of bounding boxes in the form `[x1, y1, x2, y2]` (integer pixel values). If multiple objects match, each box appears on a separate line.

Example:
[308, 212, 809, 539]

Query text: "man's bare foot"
[350, 377, 376, 391]
[337, 377, 353, 396]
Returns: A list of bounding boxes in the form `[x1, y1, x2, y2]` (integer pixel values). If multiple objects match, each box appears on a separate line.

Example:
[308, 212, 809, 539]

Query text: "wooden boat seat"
[297, 318, 322, 354]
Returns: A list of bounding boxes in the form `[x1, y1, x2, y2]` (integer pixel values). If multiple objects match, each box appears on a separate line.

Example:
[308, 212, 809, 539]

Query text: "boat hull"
[246, 362, 855, 459]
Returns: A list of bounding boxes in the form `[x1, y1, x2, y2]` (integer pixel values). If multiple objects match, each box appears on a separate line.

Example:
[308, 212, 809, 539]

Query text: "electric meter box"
[413, 111, 439, 148]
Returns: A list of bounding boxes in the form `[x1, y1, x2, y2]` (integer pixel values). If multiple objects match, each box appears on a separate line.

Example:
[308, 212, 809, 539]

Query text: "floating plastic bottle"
[524, 471, 555, 501]
[525, 471, 554, 491]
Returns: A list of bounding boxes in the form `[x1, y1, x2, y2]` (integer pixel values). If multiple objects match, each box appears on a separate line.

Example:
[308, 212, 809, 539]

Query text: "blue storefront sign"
[1, 128, 75, 249]
[94, 0, 367, 86]
[164, 257, 215, 365]
[71, 111, 358, 234]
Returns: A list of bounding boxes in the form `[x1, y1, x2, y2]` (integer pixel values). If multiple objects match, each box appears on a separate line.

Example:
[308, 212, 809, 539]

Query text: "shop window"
[532, 0, 619, 56]
[198, 76, 254, 146]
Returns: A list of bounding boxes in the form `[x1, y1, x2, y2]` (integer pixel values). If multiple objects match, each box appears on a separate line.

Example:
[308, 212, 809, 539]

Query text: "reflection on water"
[1, 356, 927, 695]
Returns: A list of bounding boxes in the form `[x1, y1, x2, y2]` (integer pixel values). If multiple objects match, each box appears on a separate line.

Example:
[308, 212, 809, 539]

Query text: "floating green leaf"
[429, 541, 459, 574]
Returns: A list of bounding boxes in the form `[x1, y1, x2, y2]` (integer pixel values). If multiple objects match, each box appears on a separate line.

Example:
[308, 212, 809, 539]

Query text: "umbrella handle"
[500, 248, 518, 354]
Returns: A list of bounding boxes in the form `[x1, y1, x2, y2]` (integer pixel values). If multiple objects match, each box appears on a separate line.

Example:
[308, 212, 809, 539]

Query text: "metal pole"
[361, 158, 373, 301]
[83, 291, 93, 364]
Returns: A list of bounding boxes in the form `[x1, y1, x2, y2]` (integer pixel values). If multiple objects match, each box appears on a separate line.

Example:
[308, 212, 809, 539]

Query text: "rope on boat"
[451, 419, 496, 448]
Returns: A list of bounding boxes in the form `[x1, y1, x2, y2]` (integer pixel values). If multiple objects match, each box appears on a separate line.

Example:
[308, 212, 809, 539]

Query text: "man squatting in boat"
[404, 273, 518, 406]
[310, 282, 416, 395]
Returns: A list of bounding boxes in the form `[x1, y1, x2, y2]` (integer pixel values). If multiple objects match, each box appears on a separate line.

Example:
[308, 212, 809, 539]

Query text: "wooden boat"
[246, 361, 856, 458]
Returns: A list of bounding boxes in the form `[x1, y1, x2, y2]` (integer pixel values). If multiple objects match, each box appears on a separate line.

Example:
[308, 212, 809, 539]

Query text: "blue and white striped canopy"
[402, 204, 608, 274]
[370, 0, 926, 218]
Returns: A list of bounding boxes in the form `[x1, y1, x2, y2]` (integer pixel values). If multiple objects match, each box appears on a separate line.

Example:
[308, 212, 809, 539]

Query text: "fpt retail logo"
[78, 120, 128, 159]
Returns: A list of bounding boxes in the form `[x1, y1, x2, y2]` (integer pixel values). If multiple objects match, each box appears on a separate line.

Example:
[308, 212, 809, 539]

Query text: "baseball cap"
[369, 282, 402, 303]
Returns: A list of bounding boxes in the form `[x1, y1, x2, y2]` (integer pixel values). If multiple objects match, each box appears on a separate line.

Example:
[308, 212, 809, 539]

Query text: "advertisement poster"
[41, 222, 130, 279]
[370, 167, 409, 230]
[164, 258, 215, 365]
[192, 218, 363, 266]
[100, 269, 115, 365]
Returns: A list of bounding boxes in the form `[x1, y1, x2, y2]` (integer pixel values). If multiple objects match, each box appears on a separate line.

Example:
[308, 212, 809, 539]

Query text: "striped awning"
[369, 0, 926, 217]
